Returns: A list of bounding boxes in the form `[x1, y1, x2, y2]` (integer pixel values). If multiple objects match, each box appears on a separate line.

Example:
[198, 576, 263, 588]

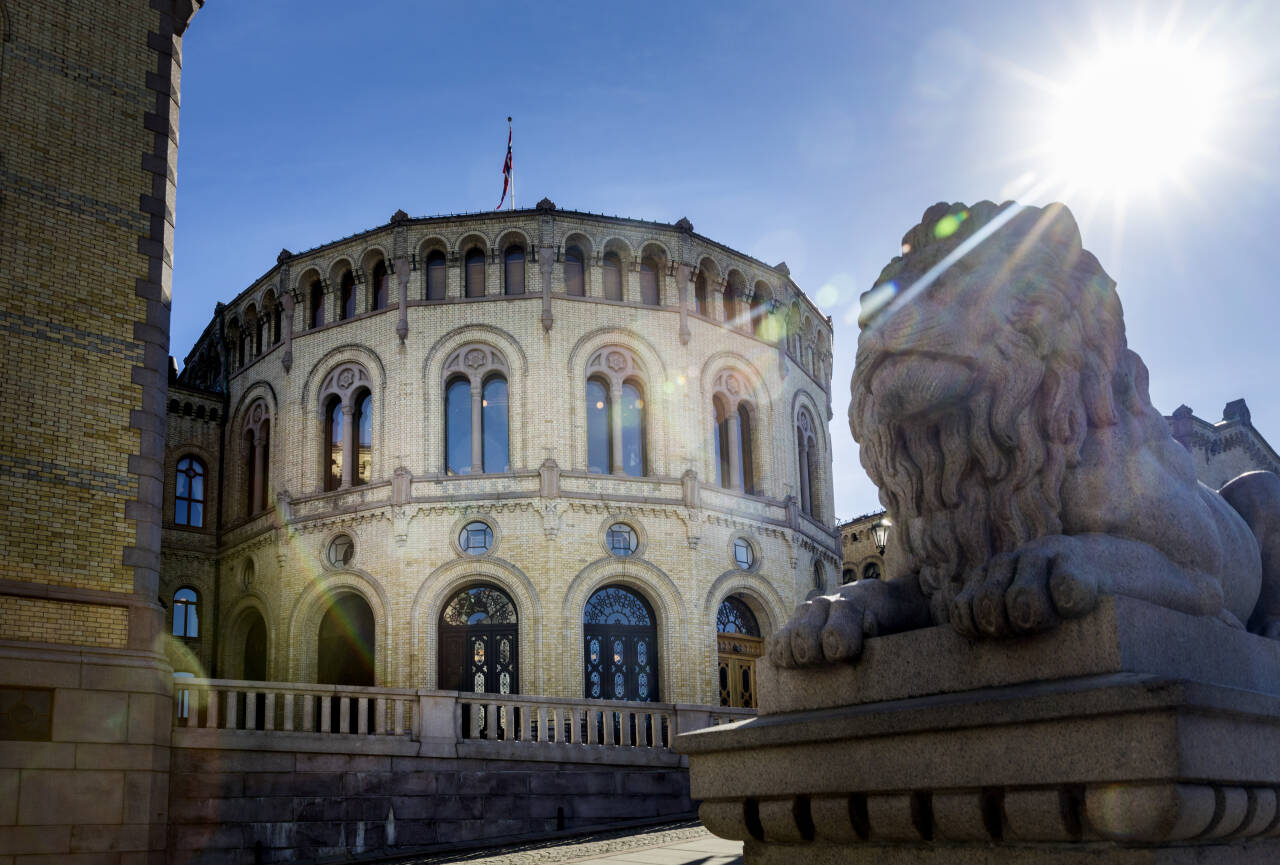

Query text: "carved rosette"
[443, 343, 508, 385]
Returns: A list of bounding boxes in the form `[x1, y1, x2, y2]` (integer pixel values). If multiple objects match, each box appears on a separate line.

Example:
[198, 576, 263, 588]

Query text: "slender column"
[676, 263, 691, 345]
[539, 246, 554, 331]
[471, 380, 483, 473]
[798, 441, 812, 516]
[395, 255, 409, 343]
[341, 404, 355, 487]
[610, 381, 624, 474]
[281, 292, 295, 373]
[727, 411, 743, 491]
[251, 432, 265, 512]
[711, 279, 726, 322]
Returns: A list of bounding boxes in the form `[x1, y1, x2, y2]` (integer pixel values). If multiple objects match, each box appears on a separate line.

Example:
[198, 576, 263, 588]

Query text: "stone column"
[281, 291, 295, 373]
[539, 246, 554, 332]
[727, 411, 744, 491]
[341, 403, 355, 487]
[610, 381, 624, 475]
[677, 263, 691, 345]
[471, 380, 483, 473]
[395, 255, 409, 343]
[711, 278, 726, 322]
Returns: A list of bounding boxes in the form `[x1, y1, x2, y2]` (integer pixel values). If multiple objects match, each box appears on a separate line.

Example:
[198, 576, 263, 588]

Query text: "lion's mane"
[850, 201, 1149, 623]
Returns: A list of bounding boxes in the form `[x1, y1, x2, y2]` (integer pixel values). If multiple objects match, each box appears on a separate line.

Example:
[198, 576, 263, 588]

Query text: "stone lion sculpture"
[773, 200, 1280, 667]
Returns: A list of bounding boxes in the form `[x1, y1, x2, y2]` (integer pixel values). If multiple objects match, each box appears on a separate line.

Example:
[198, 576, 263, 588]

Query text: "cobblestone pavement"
[383, 821, 743, 865]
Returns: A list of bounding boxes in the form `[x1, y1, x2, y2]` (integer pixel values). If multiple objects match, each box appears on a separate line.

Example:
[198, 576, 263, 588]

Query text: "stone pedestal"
[677, 596, 1280, 863]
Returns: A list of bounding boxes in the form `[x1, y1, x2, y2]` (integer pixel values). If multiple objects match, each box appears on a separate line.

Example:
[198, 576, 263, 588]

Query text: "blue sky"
[174, 0, 1280, 520]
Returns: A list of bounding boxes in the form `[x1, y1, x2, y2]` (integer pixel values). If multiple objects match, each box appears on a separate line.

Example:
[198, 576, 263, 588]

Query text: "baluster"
[245, 690, 257, 730]
[339, 697, 351, 734]
[356, 697, 368, 735]
[624, 710, 635, 746]
[226, 691, 238, 730]
[283, 693, 294, 731]
[488, 701, 497, 740]
[374, 697, 385, 735]
[406, 699, 417, 738]
[588, 708, 599, 745]
[393, 699, 404, 736]
[302, 694, 314, 732]
[534, 705, 545, 744]
[264, 693, 276, 731]
[604, 710, 615, 746]
[205, 688, 219, 729]
[320, 696, 331, 733]
[469, 701, 482, 738]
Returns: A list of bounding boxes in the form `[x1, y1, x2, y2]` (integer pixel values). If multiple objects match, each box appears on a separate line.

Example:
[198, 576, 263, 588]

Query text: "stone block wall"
[167, 747, 694, 864]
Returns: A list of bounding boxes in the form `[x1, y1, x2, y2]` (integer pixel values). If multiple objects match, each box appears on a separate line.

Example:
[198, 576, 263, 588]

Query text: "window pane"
[465, 250, 485, 298]
[737, 404, 753, 493]
[372, 263, 387, 310]
[187, 604, 199, 638]
[190, 502, 203, 528]
[695, 274, 708, 315]
[586, 379, 610, 474]
[446, 378, 472, 474]
[504, 247, 525, 295]
[603, 254, 621, 301]
[640, 259, 659, 305]
[621, 383, 644, 477]
[564, 247, 584, 296]
[190, 474, 203, 501]
[175, 471, 189, 499]
[175, 500, 189, 526]
[356, 394, 371, 485]
[327, 400, 343, 490]
[427, 252, 446, 300]
[482, 377, 509, 473]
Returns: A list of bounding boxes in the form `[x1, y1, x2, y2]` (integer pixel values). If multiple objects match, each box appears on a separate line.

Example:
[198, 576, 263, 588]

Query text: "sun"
[1039, 32, 1228, 198]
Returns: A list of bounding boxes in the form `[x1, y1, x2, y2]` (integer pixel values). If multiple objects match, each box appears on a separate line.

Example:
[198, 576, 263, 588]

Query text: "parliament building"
[161, 202, 839, 710]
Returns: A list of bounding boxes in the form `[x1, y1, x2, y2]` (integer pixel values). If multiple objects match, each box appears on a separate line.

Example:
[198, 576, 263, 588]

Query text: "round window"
[733, 538, 755, 570]
[327, 534, 354, 567]
[459, 521, 494, 555]
[606, 523, 637, 557]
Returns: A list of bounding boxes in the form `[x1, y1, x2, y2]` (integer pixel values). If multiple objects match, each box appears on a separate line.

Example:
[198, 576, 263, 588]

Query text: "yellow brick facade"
[164, 207, 840, 706]
[0, 596, 128, 648]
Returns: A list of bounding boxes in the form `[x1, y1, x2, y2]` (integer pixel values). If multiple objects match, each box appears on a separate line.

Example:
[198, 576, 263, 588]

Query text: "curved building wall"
[162, 205, 837, 706]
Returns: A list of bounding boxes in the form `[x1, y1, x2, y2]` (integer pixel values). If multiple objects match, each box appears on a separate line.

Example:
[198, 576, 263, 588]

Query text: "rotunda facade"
[161, 201, 837, 707]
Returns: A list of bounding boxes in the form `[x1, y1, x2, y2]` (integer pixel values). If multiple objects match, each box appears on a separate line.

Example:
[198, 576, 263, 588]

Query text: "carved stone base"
[678, 597, 1280, 862]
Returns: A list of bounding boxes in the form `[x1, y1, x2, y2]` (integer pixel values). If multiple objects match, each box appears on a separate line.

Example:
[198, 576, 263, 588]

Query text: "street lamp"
[871, 517, 891, 556]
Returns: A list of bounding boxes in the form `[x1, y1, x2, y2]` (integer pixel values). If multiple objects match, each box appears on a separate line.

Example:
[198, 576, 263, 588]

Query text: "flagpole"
[508, 116, 515, 211]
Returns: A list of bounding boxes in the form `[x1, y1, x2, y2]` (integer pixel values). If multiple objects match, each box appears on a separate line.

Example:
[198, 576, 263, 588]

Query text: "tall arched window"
[252, 310, 264, 356]
[309, 280, 324, 328]
[723, 280, 739, 326]
[438, 585, 518, 694]
[443, 344, 510, 475]
[325, 396, 343, 491]
[717, 595, 763, 708]
[639, 257, 660, 306]
[243, 401, 272, 514]
[503, 245, 525, 295]
[602, 252, 622, 301]
[318, 363, 373, 491]
[370, 260, 388, 311]
[318, 594, 374, 686]
[564, 246, 585, 296]
[172, 587, 198, 638]
[796, 407, 820, 518]
[271, 302, 282, 344]
[465, 248, 486, 298]
[354, 391, 371, 485]
[584, 347, 648, 476]
[710, 371, 759, 494]
[174, 456, 205, 527]
[694, 272, 709, 316]
[426, 250, 447, 300]
[339, 269, 356, 320]
[583, 585, 658, 702]
[586, 378, 611, 474]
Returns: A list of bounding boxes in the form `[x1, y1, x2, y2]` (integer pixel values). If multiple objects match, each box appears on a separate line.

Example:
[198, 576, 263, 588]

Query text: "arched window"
[243, 401, 271, 514]
[242, 429, 255, 513]
[639, 257, 660, 306]
[438, 585, 518, 694]
[253, 312, 265, 356]
[796, 407, 820, 518]
[862, 561, 882, 581]
[586, 378, 611, 474]
[426, 250, 447, 300]
[465, 248, 486, 298]
[564, 246, 585, 296]
[271, 303, 282, 344]
[723, 280, 739, 326]
[813, 561, 826, 592]
[354, 391, 371, 485]
[370, 260, 388, 311]
[318, 594, 374, 686]
[243, 612, 268, 682]
[482, 375, 509, 473]
[711, 371, 759, 494]
[717, 596, 763, 708]
[751, 283, 773, 339]
[694, 272, 709, 316]
[503, 245, 525, 295]
[174, 456, 205, 527]
[339, 270, 356, 320]
[585, 348, 648, 476]
[172, 588, 198, 638]
[843, 568, 857, 585]
[584, 586, 658, 702]
[309, 280, 324, 328]
[318, 363, 373, 491]
[324, 396, 343, 491]
[442, 344, 510, 475]
[602, 252, 622, 301]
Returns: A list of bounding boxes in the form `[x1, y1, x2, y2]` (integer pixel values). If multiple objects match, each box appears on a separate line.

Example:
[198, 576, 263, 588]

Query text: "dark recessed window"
[564, 246, 585, 296]
[607, 523, 637, 557]
[172, 588, 199, 638]
[602, 252, 622, 301]
[328, 534, 355, 567]
[504, 245, 525, 295]
[586, 378, 611, 474]
[639, 257, 660, 305]
[862, 561, 881, 581]
[465, 248, 486, 298]
[460, 521, 494, 555]
[174, 456, 205, 527]
[339, 270, 356, 320]
[733, 538, 755, 570]
[426, 250, 447, 300]
[813, 562, 825, 591]
[371, 260, 388, 311]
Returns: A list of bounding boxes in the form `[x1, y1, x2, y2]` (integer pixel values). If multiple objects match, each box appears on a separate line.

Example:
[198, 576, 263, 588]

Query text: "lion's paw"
[768, 596, 870, 668]
[954, 536, 1100, 638]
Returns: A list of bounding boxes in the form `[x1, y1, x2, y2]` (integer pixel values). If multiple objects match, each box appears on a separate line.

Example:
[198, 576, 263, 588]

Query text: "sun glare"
[1042, 35, 1227, 197]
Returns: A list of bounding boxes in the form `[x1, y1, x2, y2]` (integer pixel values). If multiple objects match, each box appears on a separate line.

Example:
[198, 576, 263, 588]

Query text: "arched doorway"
[583, 585, 658, 702]
[438, 585, 519, 695]
[716, 595, 763, 708]
[317, 593, 375, 732]
[242, 611, 268, 730]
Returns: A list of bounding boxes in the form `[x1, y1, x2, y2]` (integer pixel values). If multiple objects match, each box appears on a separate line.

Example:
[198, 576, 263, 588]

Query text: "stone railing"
[172, 678, 753, 762]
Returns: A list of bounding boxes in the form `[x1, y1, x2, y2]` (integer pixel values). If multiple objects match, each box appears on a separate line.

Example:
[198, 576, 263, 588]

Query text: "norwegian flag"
[496, 119, 513, 210]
